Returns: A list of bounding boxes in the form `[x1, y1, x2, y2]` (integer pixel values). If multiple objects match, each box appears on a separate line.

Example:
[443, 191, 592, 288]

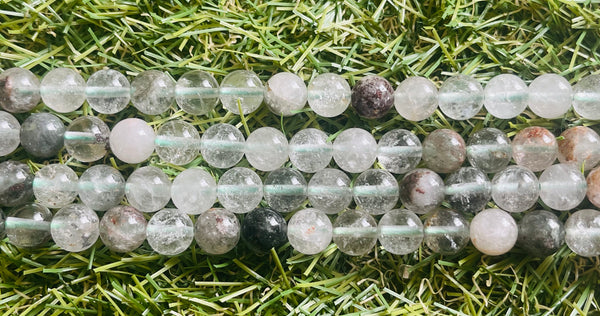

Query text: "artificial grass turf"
[1, 0, 600, 314]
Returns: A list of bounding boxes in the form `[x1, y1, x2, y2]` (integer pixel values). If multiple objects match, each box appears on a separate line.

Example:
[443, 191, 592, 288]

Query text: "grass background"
[1, 0, 600, 315]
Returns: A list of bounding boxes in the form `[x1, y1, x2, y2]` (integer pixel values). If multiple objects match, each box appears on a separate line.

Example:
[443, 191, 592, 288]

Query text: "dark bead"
[241, 207, 287, 253]
[351, 75, 394, 119]
[517, 210, 565, 257]
[0, 160, 34, 207]
[20, 113, 65, 158]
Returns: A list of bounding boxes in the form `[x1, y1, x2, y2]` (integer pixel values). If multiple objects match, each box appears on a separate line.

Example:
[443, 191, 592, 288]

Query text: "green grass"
[1, 0, 600, 315]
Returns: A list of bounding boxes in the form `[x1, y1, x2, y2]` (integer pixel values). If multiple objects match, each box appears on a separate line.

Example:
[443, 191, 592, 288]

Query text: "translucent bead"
[287, 208, 332, 255]
[241, 207, 288, 253]
[483, 74, 528, 119]
[201, 123, 245, 169]
[399, 168, 445, 214]
[220, 70, 264, 115]
[423, 208, 470, 255]
[20, 113, 65, 158]
[40, 68, 86, 113]
[491, 165, 538, 213]
[0, 160, 34, 207]
[466, 127, 512, 173]
[558, 126, 600, 171]
[573, 74, 600, 120]
[332, 209, 377, 256]
[377, 129, 421, 174]
[0, 67, 40, 113]
[470, 208, 517, 256]
[377, 209, 423, 255]
[109, 118, 156, 164]
[307, 73, 351, 117]
[217, 167, 262, 214]
[245, 127, 288, 172]
[33, 164, 78, 208]
[422, 129, 466, 174]
[131, 70, 175, 115]
[86, 69, 131, 114]
[175, 70, 219, 115]
[333, 128, 377, 173]
[51, 204, 100, 252]
[351, 75, 394, 119]
[307, 168, 352, 214]
[265, 72, 307, 116]
[155, 120, 199, 165]
[512, 126, 557, 172]
[438, 75, 483, 120]
[517, 210, 564, 257]
[394, 76, 438, 121]
[565, 209, 600, 257]
[289, 128, 332, 173]
[64, 116, 110, 162]
[586, 167, 600, 208]
[78, 165, 125, 211]
[0, 111, 20, 156]
[264, 168, 307, 213]
[5, 203, 52, 248]
[146, 208, 194, 256]
[528, 74, 572, 118]
[126, 166, 171, 213]
[353, 169, 398, 215]
[539, 163, 586, 211]
[194, 208, 240, 255]
[99, 205, 147, 253]
[445, 167, 491, 214]
[171, 168, 216, 215]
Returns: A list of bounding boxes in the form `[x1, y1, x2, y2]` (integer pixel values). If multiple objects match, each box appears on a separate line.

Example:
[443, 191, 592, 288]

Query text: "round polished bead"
[201, 123, 245, 169]
[517, 210, 565, 257]
[86, 69, 131, 114]
[131, 70, 175, 115]
[265, 72, 307, 116]
[146, 208, 194, 256]
[539, 163, 586, 211]
[438, 75, 483, 120]
[399, 168, 445, 214]
[422, 129, 466, 174]
[78, 165, 125, 211]
[378, 209, 423, 255]
[0, 111, 20, 156]
[220, 70, 264, 115]
[40, 68, 86, 113]
[353, 169, 398, 215]
[586, 167, 600, 208]
[565, 209, 600, 257]
[0, 67, 40, 113]
[333, 128, 377, 173]
[557, 126, 600, 171]
[171, 168, 216, 215]
[573, 74, 600, 120]
[195, 208, 240, 255]
[351, 75, 394, 119]
[20, 113, 65, 158]
[423, 208, 470, 255]
[307, 73, 351, 117]
[470, 208, 517, 256]
[99, 205, 147, 253]
[51, 204, 100, 252]
[512, 127, 558, 172]
[126, 166, 171, 213]
[528, 74, 572, 119]
[377, 129, 422, 174]
[466, 127, 512, 173]
[287, 208, 332, 255]
[33, 164, 78, 208]
[394, 76, 438, 121]
[445, 167, 491, 214]
[491, 165, 539, 213]
[155, 120, 199, 165]
[289, 128, 332, 173]
[245, 127, 288, 172]
[0, 161, 34, 207]
[217, 167, 262, 214]
[64, 116, 110, 162]
[483, 74, 528, 119]
[241, 207, 288, 253]
[264, 168, 307, 213]
[175, 70, 219, 115]
[109, 118, 156, 164]
[307, 168, 352, 214]
[332, 209, 377, 256]
[5, 203, 52, 248]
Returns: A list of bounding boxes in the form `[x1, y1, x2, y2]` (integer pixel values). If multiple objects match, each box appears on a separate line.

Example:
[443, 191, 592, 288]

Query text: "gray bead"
[20, 113, 65, 158]
[0, 161, 34, 207]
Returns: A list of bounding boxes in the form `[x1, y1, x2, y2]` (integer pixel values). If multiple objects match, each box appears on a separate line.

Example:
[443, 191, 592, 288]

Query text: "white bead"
[245, 127, 288, 172]
[171, 168, 216, 215]
[146, 208, 194, 256]
[263, 168, 307, 213]
[470, 208, 517, 256]
[33, 164, 78, 209]
[308, 168, 352, 214]
[395, 76, 438, 121]
[491, 165, 538, 213]
[265, 72, 307, 116]
[377, 129, 422, 174]
[484, 74, 528, 119]
[131, 70, 175, 115]
[0, 111, 20, 156]
[220, 70, 264, 115]
[565, 209, 600, 257]
[41, 68, 86, 113]
[289, 128, 332, 173]
[109, 118, 156, 164]
[438, 75, 483, 120]
[287, 208, 332, 255]
[539, 163, 586, 211]
[307, 73, 350, 117]
[201, 123, 245, 169]
[353, 169, 398, 215]
[175, 70, 219, 115]
[126, 166, 171, 213]
[86, 69, 130, 114]
[217, 167, 262, 214]
[377, 209, 423, 255]
[573, 74, 600, 120]
[51, 204, 99, 252]
[333, 128, 377, 173]
[528, 74, 572, 118]
[155, 120, 200, 166]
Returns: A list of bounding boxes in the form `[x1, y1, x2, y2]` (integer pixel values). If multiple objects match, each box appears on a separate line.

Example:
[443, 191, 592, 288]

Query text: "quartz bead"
[241, 207, 288, 253]
[175, 70, 219, 115]
[0, 161, 34, 207]
[394, 76, 438, 121]
[5, 203, 52, 248]
[557, 126, 600, 171]
[351, 75, 394, 119]
[201, 123, 245, 169]
[126, 166, 171, 213]
[195, 208, 240, 255]
[265, 72, 307, 116]
[171, 168, 216, 215]
[287, 208, 332, 255]
[353, 169, 398, 215]
[245, 127, 288, 172]
[466, 127, 512, 173]
[528, 74, 572, 119]
[264, 168, 307, 213]
[377, 129, 422, 174]
[33, 164, 78, 208]
[217, 167, 262, 214]
[512, 126, 558, 172]
[51, 204, 100, 252]
[517, 210, 564, 257]
[86, 69, 131, 114]
[438, 75, 483, 120]
[109, 118, 156, 164]
[333, 128, 377, 173]
[146, 208, 194, 256]
[219, 70, 264, 115]
[78, 165, 125, 211]
[423, 208, 470, 255]
[491, 165, 539, 213]
[445, 167, 491, 214]
[289, 128, 332, 173]
[307, 73, 351, 117]
[332, 209, 377, 256]
[483, 74, 528, 119]
[422, 129, 466, 174]
[40, 68, 86, 113]
[377, 209, 423, 255]
[0, 67, 40, 113]
[20, 113, 65, 158]
[565, 209, 600, 257]
[64, 116, 110, 162]
[131, 70, 175, 115]
[586, 166, 600, 208]
[155, 120, 200, 165]
[539, 163, 586, 211]
[470, 208, 517, 256]
[0, 111, 20, 156]
[99, 205, 147, 253]
[573, 74, 600, 120]
[307, 168, 352, 214]
[399, 168, 445, 214]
